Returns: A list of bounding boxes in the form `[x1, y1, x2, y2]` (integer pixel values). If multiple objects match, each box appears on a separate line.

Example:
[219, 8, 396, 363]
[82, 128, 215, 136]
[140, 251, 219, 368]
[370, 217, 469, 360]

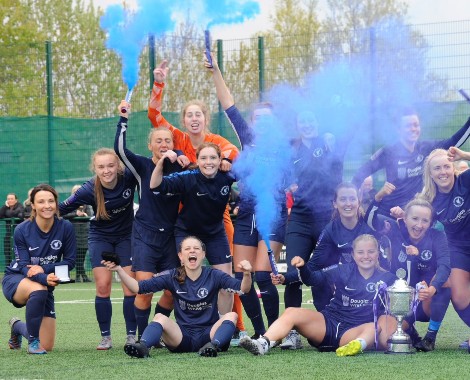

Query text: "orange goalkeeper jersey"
[148, 82, 239, 163]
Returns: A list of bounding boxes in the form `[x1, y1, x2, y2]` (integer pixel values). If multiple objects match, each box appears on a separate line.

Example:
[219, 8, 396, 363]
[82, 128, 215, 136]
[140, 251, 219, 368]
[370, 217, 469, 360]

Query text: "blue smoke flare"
[233, 113, 293, 251]
[100, 0, 260, 89]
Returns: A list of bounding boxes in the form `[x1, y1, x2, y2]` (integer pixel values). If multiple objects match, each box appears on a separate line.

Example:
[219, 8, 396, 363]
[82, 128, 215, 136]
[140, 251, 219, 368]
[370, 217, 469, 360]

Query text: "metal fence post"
[258, 36, 265, 102]
[45, 40, 55, 186]
[369, 27, 376, 152]
[216, 39, 224, 135]
[148, 34, 155, 91]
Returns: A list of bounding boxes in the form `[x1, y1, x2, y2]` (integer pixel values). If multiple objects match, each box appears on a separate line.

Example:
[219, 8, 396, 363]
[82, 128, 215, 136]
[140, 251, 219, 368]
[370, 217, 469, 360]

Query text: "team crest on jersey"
[197, 288, 209, 299]
[366, 283, 377, 293]
[122, 188, 132, 199]
[220, 185, 230, 196]
[341, 253, 352, 263]
[312, 148, 323, 158]
[453, 196, 464, 208]
[50, 240, 62, 250]
[178, 299, 186, 311]
[398, 249, 407, 263]
[420, 250, 432, 261]
[415, 154, 424, 163]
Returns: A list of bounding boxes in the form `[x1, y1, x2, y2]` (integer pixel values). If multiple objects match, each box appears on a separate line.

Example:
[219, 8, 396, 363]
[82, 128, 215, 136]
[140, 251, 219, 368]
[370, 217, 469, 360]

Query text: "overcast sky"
[91, 0, 470, 39]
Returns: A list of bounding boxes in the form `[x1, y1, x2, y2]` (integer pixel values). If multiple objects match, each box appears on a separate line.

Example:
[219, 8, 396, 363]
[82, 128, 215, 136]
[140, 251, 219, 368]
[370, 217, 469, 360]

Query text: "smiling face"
[197, 146, 221, 178]
[296, 111, 319, 139]
[148, 129, 174, 160]
[32, 190, 57, 222]
[352, 237, 379, 272]
[183, 104, 207, 135]
[178, 237, 206, 270]
[93, 153, 120, 189]
[428, 153, 455, 193]
[333, 186, 359, 221]
[404, 205, 432, 244]
[398, 114, 421, 147]
[6, 194, 17, 208]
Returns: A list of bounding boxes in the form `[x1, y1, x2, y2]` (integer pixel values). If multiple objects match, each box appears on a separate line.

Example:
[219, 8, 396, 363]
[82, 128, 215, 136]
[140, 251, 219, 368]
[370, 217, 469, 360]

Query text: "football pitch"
[0, 283, 468, 380]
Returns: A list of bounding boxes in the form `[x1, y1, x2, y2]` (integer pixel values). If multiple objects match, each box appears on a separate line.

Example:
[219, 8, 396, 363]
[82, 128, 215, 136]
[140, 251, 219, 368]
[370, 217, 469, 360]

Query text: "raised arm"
[448, 146, 470, 162]
[149, 150, 178, 189]
[148, 60, 175, 130]
[205, 53, 235, 111]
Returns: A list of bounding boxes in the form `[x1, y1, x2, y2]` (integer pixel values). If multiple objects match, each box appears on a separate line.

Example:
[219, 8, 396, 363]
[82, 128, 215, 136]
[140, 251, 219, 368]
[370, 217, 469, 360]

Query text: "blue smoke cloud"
[233, 115, 293, 249]
[205, 0, 260, 29]
[100, 0, 260, 89]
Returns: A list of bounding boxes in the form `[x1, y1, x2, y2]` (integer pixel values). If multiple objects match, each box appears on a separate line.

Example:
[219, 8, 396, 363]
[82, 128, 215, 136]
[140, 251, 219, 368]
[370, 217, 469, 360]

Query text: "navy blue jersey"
[299, 263, 396, 325]
[309, 217, 375, 270]
[367, 202, 450, 290]
[138, 267, 242, 334]
[151, 169, 235, 236]
[290, 136, 348, 218]
[114, 116, 182, 232]
[352, 117, 470, 212]
[59, 172, 136, 238]
[432, 169, 470, 251]
[5, 217, 76, 286]
[224, 104, 287, 213]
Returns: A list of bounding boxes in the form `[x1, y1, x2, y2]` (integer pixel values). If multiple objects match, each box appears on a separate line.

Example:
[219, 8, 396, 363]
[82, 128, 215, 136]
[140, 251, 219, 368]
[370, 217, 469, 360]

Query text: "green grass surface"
[0, 283, 468, 380]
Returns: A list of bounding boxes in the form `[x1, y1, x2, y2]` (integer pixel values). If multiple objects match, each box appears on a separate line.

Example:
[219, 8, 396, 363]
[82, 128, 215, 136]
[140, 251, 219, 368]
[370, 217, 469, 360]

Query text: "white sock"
[357, 338, 367, 350]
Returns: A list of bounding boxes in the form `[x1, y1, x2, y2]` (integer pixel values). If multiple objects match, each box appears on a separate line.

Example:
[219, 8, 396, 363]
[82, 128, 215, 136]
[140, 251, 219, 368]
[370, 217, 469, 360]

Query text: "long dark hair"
[174, 236, 206, 284]
[29, 183, 60, 221]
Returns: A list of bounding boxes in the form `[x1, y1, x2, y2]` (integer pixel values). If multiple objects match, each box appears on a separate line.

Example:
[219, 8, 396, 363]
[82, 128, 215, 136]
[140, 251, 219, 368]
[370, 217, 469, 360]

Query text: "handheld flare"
[121, 88, 134, 113]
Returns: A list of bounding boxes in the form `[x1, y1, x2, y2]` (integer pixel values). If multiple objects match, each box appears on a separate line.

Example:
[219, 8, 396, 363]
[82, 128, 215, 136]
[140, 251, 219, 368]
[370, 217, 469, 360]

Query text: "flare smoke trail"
[100, 0, 260, 89]
[233, 113, 293, 257]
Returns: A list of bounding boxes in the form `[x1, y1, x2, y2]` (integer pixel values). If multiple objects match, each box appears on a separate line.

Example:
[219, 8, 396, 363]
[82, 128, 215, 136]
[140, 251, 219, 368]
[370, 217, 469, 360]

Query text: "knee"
[224, 311, 238, 323]
[135, 294, 152, 308]
[153, 313, 169, 324]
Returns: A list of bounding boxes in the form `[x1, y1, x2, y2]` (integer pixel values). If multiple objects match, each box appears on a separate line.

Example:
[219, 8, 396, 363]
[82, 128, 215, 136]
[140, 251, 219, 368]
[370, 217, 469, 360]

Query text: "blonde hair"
[90, 148, 124, 220]
[352, 234, 378, 251]
[421, 149, 457, 203]
[147, 127, 174, 145]
[181, 100, 211, 133]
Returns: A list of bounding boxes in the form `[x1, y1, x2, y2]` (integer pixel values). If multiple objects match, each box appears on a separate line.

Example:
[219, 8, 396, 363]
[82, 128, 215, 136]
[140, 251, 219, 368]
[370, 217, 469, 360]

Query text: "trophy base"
[385, 336, 415, 354]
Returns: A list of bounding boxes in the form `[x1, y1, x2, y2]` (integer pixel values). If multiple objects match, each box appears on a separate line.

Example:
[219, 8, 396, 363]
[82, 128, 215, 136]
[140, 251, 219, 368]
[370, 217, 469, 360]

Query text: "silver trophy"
[385, 268, 416, 354]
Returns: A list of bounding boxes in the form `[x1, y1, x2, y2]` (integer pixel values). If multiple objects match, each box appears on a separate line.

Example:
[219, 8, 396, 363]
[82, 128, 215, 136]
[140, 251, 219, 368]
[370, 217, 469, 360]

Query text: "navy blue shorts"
[233, 209, 287, 247]
[175, 229, 231, 265]
[307, 310, 355, 349]
[2, 274, 56, 318]
[168, 325, 212, 353]
[89, 235, 132, 268]
[131, 224, 179, 273]
[284, 215, 330, 276]
[449, 247, 470, 271]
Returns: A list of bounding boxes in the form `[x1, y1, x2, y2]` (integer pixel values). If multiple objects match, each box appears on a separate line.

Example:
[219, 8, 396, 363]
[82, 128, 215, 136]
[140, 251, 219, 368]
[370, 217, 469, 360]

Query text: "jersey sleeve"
[308, 229, 334, 269]
[151, 170, 189, 194]
[298, 263, 339, 286]
[429, 230, 451, 291]
[59, 181, 94, 215]
[148, 82, 174, 130]
[208, 133, 239, 162]
[114, 116, 145, 176]
[224, 105, 251, 148]
[138, 273, 173, 294]
[215, 270, 243, 294]
[352, 147, 387, 188]
[432, 117, 470, 149]
[14, 226, 48, 285]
